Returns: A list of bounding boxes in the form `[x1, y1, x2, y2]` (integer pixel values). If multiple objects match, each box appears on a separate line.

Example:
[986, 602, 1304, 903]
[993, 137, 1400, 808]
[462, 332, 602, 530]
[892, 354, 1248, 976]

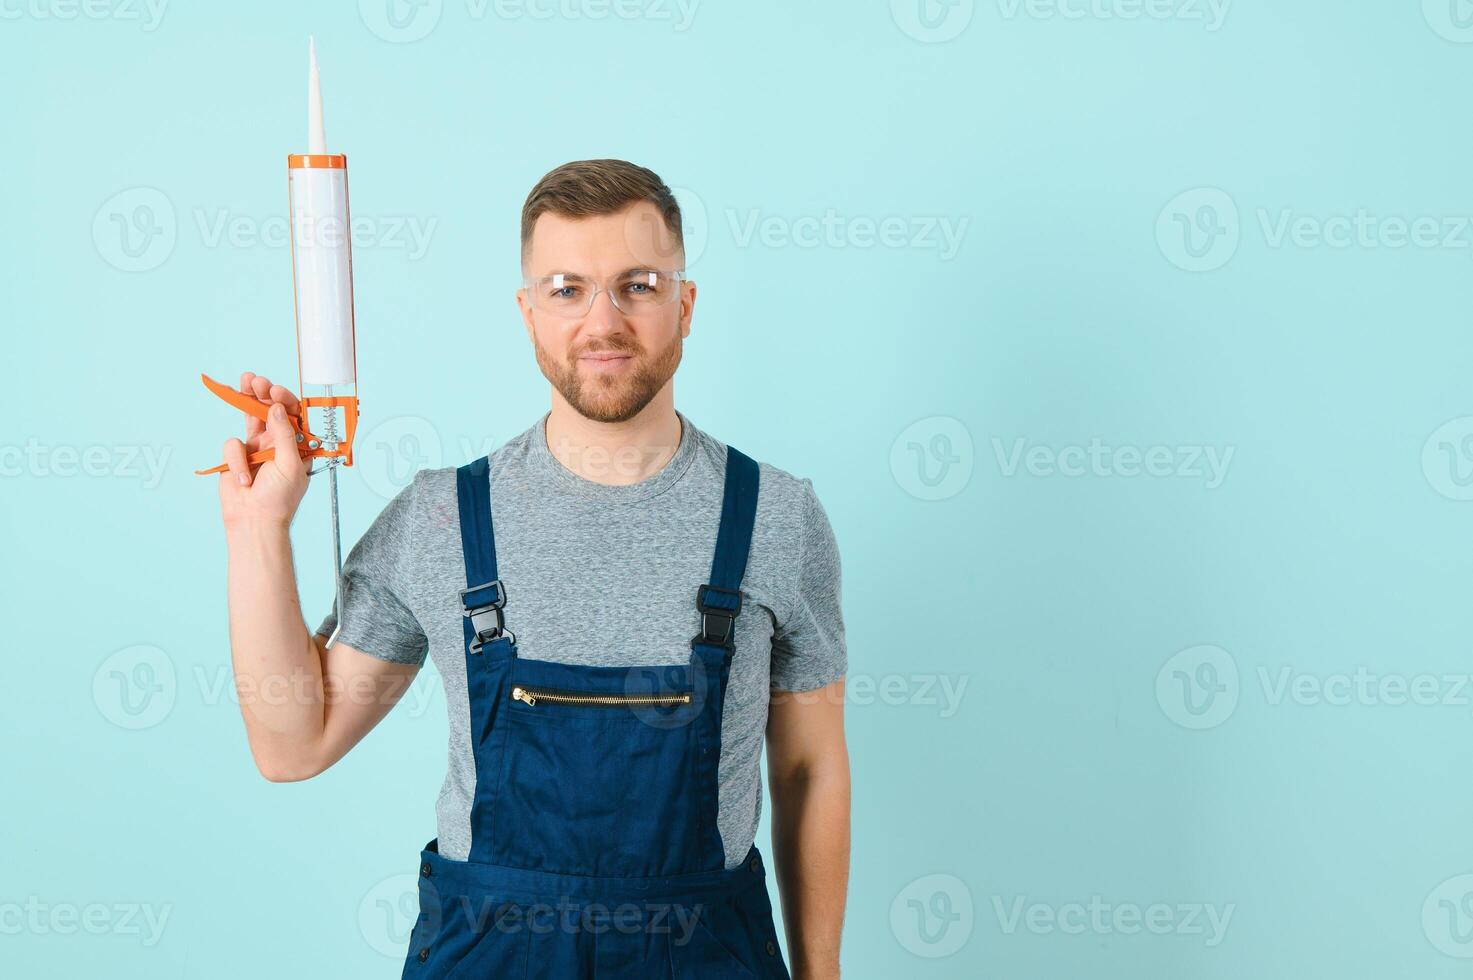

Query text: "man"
[217, 159, 849, 979]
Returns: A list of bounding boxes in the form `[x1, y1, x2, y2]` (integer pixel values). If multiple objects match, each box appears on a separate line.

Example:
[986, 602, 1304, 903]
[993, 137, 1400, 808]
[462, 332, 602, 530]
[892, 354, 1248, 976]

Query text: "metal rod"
[322, 384, 345, 648]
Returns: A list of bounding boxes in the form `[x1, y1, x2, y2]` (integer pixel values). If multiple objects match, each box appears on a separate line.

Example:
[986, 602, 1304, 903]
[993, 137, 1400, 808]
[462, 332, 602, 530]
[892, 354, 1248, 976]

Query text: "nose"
[581, 286, 625, 334]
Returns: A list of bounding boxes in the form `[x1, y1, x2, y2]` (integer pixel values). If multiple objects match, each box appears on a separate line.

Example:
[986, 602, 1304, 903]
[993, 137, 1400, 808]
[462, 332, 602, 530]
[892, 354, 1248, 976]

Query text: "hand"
[218, 371, 310, 529]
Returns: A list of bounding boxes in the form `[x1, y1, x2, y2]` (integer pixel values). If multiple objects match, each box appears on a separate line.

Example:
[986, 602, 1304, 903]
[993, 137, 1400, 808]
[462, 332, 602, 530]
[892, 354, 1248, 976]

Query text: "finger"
[223, 437, 251, 487]
[250, 375, 273, 405]
[265, 403, 306, 481]
[240, 372, 264, 442]
[268, 383, 302, 416]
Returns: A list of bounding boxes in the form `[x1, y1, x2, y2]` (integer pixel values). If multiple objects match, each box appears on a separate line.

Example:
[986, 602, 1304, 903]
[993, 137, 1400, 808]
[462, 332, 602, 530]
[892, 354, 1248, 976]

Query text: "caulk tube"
[288, 154, 356, 386]
[290, 37, 356, 389]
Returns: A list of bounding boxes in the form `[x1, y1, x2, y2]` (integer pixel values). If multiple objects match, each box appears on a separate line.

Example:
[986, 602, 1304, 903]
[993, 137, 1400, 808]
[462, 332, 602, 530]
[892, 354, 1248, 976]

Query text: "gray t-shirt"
[315, 410, 846, 869]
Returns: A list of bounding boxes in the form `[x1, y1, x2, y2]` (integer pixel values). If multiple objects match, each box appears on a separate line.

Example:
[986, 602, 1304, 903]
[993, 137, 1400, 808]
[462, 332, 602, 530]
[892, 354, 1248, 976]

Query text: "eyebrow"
[537, 267, 660, 281]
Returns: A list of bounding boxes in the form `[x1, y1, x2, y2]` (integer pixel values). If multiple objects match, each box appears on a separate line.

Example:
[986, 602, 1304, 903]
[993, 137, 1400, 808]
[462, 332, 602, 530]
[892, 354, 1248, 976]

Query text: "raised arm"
[220, 372, 419, 782]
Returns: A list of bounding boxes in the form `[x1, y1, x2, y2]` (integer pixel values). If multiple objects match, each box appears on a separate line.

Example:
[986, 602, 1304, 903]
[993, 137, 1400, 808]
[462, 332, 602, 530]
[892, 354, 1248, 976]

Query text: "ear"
[515, 288, 537, 342]
[678, 280, 696, 339]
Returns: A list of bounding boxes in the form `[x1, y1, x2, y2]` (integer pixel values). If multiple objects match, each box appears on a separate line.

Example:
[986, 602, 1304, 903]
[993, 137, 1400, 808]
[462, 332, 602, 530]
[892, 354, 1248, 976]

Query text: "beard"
[533, 328, 683, 424]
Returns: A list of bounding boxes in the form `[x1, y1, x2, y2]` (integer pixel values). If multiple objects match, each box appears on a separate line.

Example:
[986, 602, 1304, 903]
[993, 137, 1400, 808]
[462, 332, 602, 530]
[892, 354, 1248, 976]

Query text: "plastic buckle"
[691, 584, 742, 651]
[460, 579, 507, 653]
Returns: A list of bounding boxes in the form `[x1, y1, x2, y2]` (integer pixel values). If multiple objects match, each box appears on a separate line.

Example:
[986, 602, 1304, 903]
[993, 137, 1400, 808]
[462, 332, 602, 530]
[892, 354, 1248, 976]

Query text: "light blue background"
[5, 0, 1473, 976]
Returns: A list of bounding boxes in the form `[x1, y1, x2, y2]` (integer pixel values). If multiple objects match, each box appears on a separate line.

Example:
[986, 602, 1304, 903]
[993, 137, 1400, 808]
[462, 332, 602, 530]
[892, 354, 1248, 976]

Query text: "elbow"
[252, 749, 327, 783]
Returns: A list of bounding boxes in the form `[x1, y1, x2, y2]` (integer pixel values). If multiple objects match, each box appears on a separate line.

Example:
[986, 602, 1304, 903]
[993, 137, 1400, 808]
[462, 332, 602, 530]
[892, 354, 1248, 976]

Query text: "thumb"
[265, 403, 305, 480]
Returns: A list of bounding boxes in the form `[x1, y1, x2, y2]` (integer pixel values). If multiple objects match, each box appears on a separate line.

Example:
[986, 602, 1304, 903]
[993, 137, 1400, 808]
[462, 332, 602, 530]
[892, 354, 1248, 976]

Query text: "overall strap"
[692, 447, 760, 651]
[456, 456, 509, 652]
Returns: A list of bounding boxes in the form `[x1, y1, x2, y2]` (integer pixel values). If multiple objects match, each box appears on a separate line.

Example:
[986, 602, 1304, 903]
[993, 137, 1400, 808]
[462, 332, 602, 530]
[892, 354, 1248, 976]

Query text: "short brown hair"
[520, 159, 684, 266]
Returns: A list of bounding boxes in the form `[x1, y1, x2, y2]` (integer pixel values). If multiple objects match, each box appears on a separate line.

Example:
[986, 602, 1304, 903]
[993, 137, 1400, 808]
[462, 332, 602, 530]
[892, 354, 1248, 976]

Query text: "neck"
[544, 389, 682, 486]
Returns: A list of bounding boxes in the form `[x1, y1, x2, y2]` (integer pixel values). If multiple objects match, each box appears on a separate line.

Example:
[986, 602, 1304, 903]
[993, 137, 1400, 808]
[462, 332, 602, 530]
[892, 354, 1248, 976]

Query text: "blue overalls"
[402, 446, 792, 979]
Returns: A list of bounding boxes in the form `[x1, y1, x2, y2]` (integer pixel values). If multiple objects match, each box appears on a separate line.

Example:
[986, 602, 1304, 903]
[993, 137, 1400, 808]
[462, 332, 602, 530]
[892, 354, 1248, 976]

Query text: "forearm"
[770, 757, 851, 979]
[225, 519, 324, 780]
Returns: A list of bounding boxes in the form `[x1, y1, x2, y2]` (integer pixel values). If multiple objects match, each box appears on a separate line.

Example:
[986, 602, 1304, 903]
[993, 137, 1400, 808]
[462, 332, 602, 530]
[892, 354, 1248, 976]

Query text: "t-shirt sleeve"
[314, 471, 429, 667]
[770, 479, 847, 692]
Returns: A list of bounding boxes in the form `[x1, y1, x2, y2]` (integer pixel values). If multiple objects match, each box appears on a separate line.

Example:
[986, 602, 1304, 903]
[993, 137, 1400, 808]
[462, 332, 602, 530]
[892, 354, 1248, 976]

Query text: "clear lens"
[528, 270, 683, 316]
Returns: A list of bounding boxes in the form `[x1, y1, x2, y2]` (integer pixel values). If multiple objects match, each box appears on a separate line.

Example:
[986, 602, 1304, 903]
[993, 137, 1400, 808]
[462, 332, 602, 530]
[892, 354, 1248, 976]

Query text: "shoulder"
[685, 422, 829, 531]
[396, 418, 544, 502]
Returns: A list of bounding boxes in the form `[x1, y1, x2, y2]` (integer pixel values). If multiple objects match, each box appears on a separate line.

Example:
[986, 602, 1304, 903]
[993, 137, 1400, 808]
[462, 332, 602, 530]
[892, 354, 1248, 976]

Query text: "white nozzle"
[308, 36, 327, 154]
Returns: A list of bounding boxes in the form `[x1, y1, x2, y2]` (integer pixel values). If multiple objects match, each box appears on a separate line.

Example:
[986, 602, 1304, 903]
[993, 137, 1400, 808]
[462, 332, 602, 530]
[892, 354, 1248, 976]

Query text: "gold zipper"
[511, 686, 692, 708]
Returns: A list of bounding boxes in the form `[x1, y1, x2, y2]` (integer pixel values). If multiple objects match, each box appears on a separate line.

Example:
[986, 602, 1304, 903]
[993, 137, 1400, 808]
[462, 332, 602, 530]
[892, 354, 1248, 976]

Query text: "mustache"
[574, 339, 643, 357]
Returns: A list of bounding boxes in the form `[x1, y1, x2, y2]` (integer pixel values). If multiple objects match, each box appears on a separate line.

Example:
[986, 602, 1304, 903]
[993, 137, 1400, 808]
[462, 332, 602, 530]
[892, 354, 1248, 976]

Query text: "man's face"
[517, 201, 695, 424]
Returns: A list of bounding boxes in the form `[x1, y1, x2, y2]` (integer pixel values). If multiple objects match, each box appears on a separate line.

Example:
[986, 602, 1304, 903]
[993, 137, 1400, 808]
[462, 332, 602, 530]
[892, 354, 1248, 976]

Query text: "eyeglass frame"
[520, 268, 689, 318]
